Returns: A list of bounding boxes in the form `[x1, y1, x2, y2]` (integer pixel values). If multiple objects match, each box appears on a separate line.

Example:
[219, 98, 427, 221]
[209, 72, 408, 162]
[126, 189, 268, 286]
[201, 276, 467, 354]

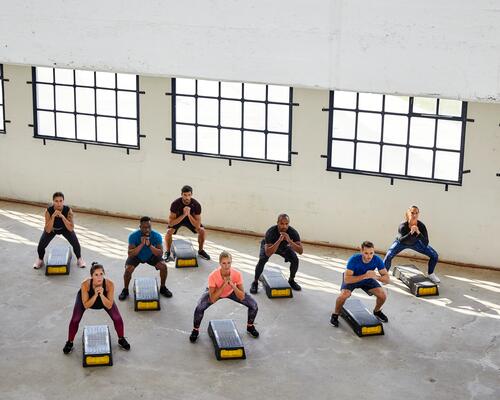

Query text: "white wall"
[0, 1, 499, 101]
[1, 64, 499, 268]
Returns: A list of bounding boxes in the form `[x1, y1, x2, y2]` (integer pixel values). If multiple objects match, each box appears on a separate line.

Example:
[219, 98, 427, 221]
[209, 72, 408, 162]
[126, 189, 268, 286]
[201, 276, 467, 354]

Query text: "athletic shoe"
[118, 288, 129, 301]
[33, 259, 44, 269]
[330, 314, 339, 327]
[77, 258, 86, 268]
[288, 279, 302, 291]
[374, 310, 389, 323]
[189, 329, 199, 343]
[62, 341, 73, 354]
[163, 251, 171, 261]
[250, 281, 258, 294]
[428, 273, 441, 283]
[160, 286, 173, 298]
[247, 325, 259, 338]
[118, 337, 131, 350]
[198, 249, 210, 260]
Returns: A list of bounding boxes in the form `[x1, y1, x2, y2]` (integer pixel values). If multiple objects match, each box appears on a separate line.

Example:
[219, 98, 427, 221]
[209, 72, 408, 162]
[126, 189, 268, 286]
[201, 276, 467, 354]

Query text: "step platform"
[172, 239, 198, 268]
[45, 245, 72, 275]
[259, 269, 293, 298]
[341, 298, 384, 337]
[134, 277, 160, 311]
[208, 319, 246, 360]
[393, 264, 439, 297]
[82, 325, 113, 367]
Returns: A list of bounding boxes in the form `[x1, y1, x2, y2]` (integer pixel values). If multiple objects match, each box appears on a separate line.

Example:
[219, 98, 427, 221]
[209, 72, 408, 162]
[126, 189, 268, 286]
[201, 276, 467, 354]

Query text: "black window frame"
[325, 91, 469, 186]
[0, 64, 5, 134]
[171, 78, 295, 166]
[31, 66, 141, 150]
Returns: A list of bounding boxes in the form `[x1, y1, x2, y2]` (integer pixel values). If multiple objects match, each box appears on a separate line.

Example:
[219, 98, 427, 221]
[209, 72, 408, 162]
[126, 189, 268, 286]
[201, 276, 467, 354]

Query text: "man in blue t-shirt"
[118, 216, 173, 301]
[330, 241, 390, 327]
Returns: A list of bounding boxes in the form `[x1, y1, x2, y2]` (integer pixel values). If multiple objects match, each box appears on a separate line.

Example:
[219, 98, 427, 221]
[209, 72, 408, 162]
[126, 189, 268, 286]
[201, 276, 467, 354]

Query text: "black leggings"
[37, 230, 82, 259]
[193, 291, 258, 329]
[254, 240, 299, 281]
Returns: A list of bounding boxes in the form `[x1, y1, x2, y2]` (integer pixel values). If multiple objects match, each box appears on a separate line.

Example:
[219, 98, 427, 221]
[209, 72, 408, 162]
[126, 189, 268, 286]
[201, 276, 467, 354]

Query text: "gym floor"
[0, 200, 498, 400]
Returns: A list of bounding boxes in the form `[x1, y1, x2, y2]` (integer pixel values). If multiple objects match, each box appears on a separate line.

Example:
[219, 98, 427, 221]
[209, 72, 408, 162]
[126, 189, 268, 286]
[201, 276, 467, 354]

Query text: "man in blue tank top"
[118, 216, 173, 300]
[33, 192, 86, 269]
[330, 241, 390, 327]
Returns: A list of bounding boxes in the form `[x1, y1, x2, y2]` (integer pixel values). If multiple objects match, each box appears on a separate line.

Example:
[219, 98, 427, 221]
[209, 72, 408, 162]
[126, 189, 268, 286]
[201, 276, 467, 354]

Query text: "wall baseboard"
[1, 196, 498, 272]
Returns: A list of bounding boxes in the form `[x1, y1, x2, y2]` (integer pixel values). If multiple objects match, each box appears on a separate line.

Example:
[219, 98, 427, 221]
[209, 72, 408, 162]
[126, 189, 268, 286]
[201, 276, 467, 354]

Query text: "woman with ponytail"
[62, 262, 130, 354]
[383, 206, 440, 283]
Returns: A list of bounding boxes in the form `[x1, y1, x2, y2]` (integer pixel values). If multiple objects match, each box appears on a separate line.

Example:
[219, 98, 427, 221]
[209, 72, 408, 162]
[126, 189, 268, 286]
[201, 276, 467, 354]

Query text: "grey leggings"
[193, 290, 258, 328]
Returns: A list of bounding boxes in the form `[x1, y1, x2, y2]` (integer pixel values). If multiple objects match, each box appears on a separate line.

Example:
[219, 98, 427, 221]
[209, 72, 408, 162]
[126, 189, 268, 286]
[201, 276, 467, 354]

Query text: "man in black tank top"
[33, 192, 86, 269]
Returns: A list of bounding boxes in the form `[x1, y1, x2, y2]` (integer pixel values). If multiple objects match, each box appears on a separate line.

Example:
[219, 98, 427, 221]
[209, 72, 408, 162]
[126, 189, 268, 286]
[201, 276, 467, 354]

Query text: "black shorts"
[125, 255, 163, 269]
[170, 219, 203, 234]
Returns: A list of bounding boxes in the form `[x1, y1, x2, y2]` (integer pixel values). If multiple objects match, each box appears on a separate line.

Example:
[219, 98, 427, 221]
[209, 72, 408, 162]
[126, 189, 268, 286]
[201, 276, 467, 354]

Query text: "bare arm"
[99, 280, 114, 310]
[264, 236, 284, 257]
[60, 208, 75, 232]
[44, 210, 55, 233]
[231, 283, 246, 301]
[187, 213, 201, 230]
[168, 211, 186, 227]
[343, 269, 378, 284]
[208, 282, 229, 303]
[81, 281, 98, 309]
[149, 242, 163, 257]
[128, 237, 146, 257]
[376, 268, 390, 284]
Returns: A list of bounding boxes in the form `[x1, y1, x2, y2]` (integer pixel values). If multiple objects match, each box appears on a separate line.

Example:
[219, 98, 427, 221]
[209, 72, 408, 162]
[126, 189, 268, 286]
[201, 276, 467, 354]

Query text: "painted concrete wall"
[0, 1, 499, 101]
[1, 64, 499, 268]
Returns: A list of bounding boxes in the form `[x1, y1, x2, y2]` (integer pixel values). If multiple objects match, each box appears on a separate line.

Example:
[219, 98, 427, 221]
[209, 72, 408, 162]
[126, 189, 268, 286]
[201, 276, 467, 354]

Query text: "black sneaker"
[198, 249, 210, 260]
[118, 288, 129, 301]
[288, 279, 302, 291]
[330, 314, 339, 327]
[160, 286, 173, 298]
[374, 310, 389, 323]
[250, 281, 258, 294]
[189, 329, 199, 343]
[62, 341, 73, 354]
[118, 337, 131, 350]
[247, 325, 259, 338]
[163, 250, 171, 261]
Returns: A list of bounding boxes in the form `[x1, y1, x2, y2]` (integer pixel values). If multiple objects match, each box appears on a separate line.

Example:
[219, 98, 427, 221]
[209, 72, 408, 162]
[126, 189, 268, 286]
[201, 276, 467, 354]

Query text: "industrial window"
[32, 67, 140, 148]
[325, 91, 468, 185]
[0, 64, 5, 133]
[172, 78, 294, 165]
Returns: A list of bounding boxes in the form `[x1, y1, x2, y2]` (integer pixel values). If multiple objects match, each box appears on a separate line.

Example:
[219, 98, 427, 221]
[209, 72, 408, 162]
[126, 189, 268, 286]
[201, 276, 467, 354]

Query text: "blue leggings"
[193, 290, 258, 329]
[384, 240, 439, 274]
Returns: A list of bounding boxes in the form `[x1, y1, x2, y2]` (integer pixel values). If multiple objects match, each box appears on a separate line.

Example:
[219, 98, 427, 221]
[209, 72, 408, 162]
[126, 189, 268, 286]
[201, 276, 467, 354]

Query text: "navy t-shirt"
[264, 225, 301, 254]
[128, 229, 162, 262]
[346, 254, 385, 276]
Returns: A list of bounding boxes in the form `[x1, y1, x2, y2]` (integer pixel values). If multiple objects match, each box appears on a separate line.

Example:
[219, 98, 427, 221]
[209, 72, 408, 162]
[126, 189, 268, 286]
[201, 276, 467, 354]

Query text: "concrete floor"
[0, 200, 499, 400]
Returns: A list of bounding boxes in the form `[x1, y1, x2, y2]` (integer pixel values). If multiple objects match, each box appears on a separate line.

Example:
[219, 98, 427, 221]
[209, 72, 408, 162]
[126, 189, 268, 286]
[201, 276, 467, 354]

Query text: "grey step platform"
[341, 298, 384, 337]
[82, 325, 113, 367]
[208, 319, 246, 360]
[259, 269, 293, 298]
[393, 264, 439, 297]
[45, 245, 72, 275]
[134, 277, 160, 311]
[172, 239, 198, 268]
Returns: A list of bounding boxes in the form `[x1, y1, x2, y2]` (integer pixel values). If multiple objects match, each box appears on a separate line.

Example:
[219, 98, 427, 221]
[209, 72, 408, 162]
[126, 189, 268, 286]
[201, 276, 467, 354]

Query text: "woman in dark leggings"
[383, 205, 440, 283]
[63, 262, 130, 354]
[33, 191, 86, 269]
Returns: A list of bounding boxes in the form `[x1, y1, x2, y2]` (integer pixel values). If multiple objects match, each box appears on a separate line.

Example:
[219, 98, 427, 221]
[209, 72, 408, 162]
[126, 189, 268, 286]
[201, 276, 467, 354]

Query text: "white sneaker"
[428, 273, 440, 283]
[33, 259, 44, 269]
[77, 258, 87, 268]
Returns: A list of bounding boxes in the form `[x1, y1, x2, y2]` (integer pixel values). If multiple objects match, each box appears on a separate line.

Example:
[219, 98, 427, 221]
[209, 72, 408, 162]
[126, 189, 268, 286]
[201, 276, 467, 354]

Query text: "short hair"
[219, 251, 232, 263]
[361, 241, 374, 249]
[181, 185, 193, 194]
[140, 216, 151, 224]
[90, 262, 105, 275]
[52, 191, 64, 200]
[277, 213, 290, 223]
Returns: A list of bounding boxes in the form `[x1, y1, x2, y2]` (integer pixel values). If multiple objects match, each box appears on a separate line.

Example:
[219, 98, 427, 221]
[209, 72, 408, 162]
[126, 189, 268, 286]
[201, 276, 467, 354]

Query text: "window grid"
[171, 78, 294, 165]
[32, 67, 141, 149]
[0, 64, 5, 134]
[326, 91, 468, 185]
